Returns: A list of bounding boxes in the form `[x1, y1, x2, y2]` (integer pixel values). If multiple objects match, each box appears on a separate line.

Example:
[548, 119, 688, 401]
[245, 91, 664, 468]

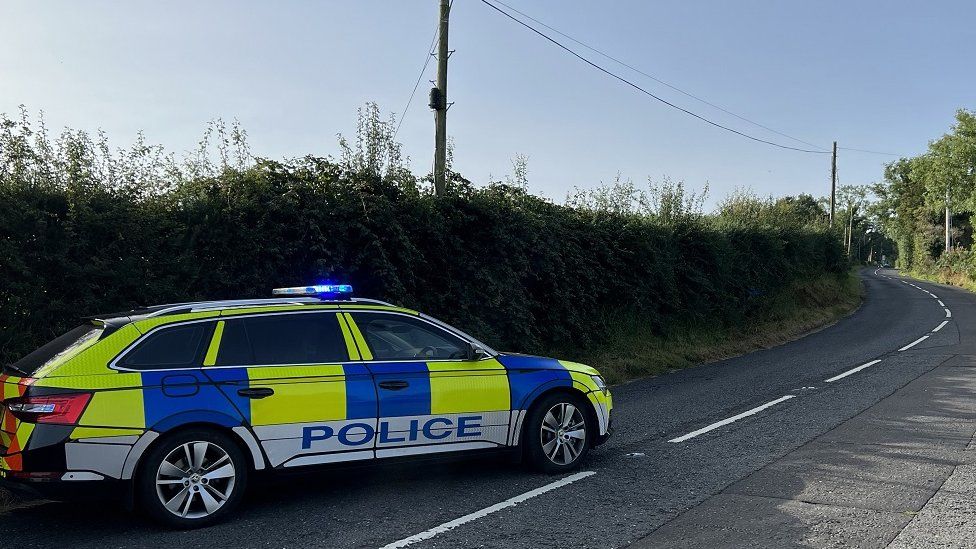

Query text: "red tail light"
[6, 393, 92, 425]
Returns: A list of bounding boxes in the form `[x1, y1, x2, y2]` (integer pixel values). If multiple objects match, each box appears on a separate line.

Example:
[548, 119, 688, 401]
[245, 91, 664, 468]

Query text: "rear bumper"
[0, 471, 126, 501]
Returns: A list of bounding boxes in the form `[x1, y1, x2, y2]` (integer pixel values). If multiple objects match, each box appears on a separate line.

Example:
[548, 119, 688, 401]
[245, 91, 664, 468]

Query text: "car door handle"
[237, 387, 275, 399]
[378, 380, 410, 391]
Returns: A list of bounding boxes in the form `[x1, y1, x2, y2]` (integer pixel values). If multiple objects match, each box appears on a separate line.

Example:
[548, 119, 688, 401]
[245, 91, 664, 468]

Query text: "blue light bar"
[272, 284, 354, 298]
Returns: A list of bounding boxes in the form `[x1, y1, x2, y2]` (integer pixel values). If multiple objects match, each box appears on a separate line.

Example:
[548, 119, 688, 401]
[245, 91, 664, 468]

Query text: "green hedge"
[0, 158, 846, 364]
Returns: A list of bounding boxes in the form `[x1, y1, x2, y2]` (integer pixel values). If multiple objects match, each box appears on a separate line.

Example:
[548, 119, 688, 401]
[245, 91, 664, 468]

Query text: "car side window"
[120, 322, 212, 369]
[215, 319, 253, 366]
[216, 313, 348, 366]
[351, 312, 468, 360]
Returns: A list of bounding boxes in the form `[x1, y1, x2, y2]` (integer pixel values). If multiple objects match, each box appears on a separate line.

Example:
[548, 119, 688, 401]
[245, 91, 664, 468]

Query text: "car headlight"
[591, 375, 608, 395]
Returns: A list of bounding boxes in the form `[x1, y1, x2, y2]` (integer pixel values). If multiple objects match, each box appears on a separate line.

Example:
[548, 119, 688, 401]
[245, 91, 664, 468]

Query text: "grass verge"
[577, 272, 863, 384]
[910, 269, 976, 292]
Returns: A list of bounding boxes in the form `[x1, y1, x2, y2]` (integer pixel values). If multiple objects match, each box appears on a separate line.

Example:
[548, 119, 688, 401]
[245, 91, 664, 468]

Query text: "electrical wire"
[489, 0, 828, 152]
[838, 146, 902, 157]
[480, 0, 830, 154]
[392, 11, 443, 141]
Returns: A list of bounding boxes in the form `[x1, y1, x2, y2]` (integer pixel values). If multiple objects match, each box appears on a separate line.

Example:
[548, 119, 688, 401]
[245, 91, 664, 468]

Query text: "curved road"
[3, 268, 974, 548]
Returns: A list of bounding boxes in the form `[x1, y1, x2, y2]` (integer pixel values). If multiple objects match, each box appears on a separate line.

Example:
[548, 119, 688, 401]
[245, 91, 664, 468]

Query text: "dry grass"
[912, 269, 976, 292]
[577, 273, 863, 384]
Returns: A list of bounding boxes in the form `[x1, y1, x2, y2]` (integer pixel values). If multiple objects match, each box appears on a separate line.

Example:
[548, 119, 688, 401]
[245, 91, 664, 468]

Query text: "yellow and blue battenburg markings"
[3, 300, 611, 476]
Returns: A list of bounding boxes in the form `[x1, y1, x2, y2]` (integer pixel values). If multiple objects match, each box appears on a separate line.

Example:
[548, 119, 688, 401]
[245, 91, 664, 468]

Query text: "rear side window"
[217, 313, 348, 366]
[351, 312, 468, 360]
[120, 323, 212, 370]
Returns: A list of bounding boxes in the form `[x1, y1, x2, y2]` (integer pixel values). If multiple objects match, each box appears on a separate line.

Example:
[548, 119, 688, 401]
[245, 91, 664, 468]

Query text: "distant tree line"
[873, 109, 976, 274]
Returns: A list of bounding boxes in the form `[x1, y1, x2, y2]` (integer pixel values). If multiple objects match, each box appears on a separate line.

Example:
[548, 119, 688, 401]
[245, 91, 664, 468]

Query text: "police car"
[1, 285, 612, 527]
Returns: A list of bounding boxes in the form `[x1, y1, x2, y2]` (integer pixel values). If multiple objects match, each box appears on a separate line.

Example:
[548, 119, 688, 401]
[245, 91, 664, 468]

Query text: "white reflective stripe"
[509, 409, 527, 446]
[376, 441, 498, 459]
[71, 435, 140, 445]
[121, 431, 160, 480]
[283, 450, 374, 468]
[232, 426, 266, 470]
[61, 471, 105, 481]
[595, 399, 610, 435]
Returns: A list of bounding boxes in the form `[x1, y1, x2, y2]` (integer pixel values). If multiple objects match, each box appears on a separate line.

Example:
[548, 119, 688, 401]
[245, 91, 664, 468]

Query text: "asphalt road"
[3, 268, 973, 548]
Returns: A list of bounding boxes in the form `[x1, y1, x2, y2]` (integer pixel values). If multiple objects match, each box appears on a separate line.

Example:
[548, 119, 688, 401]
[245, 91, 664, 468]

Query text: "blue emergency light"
[272, 284, 354, 299]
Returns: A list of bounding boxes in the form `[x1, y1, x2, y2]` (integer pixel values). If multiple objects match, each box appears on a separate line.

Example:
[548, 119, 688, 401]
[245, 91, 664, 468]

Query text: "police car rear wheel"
[137, 429, 248, 528]
[524, 393, 591, 473]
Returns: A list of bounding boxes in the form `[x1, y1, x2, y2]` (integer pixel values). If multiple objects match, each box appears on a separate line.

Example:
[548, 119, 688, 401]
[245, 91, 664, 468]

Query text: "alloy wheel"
[540, 402, 586, 465]
[155, 440, 237, 519]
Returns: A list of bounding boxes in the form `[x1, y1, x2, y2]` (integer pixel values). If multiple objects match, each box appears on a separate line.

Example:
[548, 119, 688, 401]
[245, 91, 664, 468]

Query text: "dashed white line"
[668, 395, 796, 443]
[945, 308, 952, 318]
[938, 300, 945, 306]
[380, 471, 597, 549]
[933, 320, 949, 332]
[824, 359, 882, 383]
[899, 335, 930, 351]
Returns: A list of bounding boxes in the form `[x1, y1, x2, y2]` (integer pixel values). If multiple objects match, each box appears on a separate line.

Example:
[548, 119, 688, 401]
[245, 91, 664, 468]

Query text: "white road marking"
[946, 308, 952, 318]
[938, 300, 945, 306]
[379, 471, 596, 548]
[899, 335, 930, 351]
[824, 359, 882, 383]
[668, 395, 796, 443]
[933, 320, 949, 332]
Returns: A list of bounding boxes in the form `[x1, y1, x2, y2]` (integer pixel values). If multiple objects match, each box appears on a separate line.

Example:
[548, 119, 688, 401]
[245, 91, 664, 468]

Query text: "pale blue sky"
[1, 1, 973, 206]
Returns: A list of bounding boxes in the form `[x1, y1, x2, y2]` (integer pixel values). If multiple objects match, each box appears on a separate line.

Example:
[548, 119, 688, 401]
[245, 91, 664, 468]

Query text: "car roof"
[90, 297, 413, 329]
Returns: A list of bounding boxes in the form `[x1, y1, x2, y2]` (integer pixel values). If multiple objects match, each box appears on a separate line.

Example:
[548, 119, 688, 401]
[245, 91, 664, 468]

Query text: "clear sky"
[1, 0, 973, 207]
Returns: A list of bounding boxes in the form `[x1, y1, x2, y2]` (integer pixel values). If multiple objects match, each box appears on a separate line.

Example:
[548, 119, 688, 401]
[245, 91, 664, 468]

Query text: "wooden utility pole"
[431, 0, 451, 195]
[946, 182, 951, 252]
[830, 141, 837, 226]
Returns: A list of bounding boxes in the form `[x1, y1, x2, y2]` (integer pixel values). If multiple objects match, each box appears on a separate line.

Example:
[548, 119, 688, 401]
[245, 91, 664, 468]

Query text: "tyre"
[136, 428, 249, 528]
[523, 392, 592, 473]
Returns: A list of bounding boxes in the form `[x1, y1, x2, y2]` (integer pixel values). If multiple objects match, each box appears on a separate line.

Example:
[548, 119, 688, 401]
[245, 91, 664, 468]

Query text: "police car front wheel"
[524, 393, 592, 473]
[136, 429, 249, 528]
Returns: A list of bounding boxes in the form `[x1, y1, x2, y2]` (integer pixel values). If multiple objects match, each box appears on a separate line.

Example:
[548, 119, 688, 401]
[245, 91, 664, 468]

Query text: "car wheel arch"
[126, 422, 264, 482]
[520, 386, 598, 448]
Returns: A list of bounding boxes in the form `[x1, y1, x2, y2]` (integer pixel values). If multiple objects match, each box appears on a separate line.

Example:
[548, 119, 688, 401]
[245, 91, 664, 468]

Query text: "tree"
[837, 184, 869, 256]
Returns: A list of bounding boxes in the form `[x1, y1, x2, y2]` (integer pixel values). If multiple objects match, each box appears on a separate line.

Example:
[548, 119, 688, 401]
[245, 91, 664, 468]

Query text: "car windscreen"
[5, 323, 102, 376]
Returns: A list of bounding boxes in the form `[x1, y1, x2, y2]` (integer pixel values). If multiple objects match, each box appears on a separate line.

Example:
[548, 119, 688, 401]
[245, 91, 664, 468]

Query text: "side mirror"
[467, 343, 488, 361]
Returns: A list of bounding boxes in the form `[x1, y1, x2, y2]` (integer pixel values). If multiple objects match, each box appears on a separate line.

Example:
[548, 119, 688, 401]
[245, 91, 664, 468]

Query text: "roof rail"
[146, 298, 321, 317]
[348, 298, 396, 307]
[144, 296, 398, 317]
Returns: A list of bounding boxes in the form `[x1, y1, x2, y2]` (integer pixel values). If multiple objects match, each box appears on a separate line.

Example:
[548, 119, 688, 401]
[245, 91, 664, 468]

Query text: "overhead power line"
[480, 0, 830, 154]
[837, 146, 902, 157]
[489, 0, 828, 152]
[392, 17, 441, 141]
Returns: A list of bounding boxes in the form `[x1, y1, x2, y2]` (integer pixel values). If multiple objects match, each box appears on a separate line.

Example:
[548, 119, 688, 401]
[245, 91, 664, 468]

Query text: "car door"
[345, 311, 511, 458]
[205, 311, 377, 468]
